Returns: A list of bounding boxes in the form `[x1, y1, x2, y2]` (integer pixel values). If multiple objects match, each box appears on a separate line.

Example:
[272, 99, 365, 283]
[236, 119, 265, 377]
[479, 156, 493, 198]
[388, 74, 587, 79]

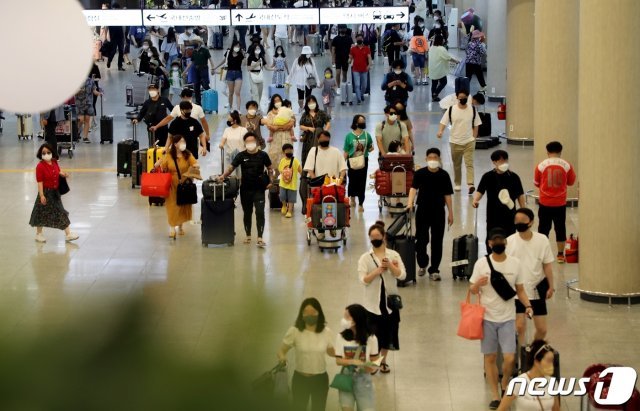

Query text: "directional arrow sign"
[142, 9, 230, 26]
[319, 6, 409, 24]
[230, 8, 318, 26]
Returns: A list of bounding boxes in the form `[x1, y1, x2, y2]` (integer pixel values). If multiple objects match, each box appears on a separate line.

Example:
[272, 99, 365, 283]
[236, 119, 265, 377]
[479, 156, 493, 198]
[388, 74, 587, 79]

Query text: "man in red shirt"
[349, 32, 372, 105]
[534, 141, 577, 263]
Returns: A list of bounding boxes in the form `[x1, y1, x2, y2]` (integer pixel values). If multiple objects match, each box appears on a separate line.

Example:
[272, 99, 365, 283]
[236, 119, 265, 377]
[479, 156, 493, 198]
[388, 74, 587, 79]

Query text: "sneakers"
[468, 186, 475, 195]
[336, 88, 341, 96]
[429, 271, 442, 281]
[35, 233, 46, 243]
[489, 400, 501, 410]
[480, 86, 487, 92]
[83, 138, 91, 144]
[454, 185, 461, 192]
[557, 254, 565, 264]
[432, 96, 441, 102]
[65, 232, 79, 242]
[350, 198, 356, 207]
[281, 205, 287, 215]
[285, 212, 292, 218]
[418, 268, 427, 277]
[358, 205, 364, 212]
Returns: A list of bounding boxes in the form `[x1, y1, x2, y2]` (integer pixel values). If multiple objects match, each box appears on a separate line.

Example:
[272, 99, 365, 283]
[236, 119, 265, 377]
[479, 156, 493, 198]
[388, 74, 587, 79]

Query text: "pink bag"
[457, 291, 485, 340]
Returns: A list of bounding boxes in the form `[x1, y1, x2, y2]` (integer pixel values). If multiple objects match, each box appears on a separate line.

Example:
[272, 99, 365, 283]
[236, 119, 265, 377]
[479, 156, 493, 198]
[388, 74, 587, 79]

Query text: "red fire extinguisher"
[565, 234, 578, 263]
[497, 104, 507, 120]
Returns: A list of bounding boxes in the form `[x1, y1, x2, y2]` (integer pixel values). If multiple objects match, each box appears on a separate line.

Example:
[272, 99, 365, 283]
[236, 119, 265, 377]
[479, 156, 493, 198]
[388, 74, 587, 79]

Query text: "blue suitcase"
[202, 89, 218, 114]
[269, 84, 286, 99]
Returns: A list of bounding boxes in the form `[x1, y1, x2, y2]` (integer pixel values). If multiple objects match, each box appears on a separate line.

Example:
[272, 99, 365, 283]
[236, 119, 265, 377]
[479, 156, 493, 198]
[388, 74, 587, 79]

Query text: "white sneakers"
[336, 88, 341, 96]
[65, 232, 79, 242]
[454, 185, 462, 191]
[35, 233, 46, 243]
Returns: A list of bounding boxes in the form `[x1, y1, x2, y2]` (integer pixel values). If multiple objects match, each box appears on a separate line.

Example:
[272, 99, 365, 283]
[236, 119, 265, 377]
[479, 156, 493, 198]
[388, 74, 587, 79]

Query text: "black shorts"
[515, 298, 548, 316]
[335, 59, 349, 72]
[538, 204, 567, 242]
[367, 309, 400, 351]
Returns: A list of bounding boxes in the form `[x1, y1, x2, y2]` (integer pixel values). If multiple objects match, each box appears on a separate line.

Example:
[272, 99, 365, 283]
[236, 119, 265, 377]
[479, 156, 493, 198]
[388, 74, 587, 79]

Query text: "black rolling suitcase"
[452, 209, 478, 280]
[454, 76, 470, 95]
[201, 149, 239, 200]
[269, 181, 283, 210]
[201, 148, 236, 247]
[477, 111, 491, 137]
[99, 95, 113, 144]
[117, 123, 139, 177]
[386, 211, 417, 287]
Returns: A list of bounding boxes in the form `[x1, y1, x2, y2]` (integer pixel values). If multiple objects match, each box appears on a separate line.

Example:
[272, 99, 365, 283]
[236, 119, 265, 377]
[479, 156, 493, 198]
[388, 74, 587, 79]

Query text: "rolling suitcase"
[201, 148, 235, 247]
[269, 84, 285, 99]
[144, 144, 166, 206]
[202, 149, 240, 200]
[454, 76, 470, 95]
[477, 111, 491, 137]
[269, 181, 283, 210]
[308, 33, 323, 56]
[451, 209, 478, 280]
[202, 88, 218, 114]
[117, 124, 140, 177]
[340, 82, 353, 106]
[132, 148, 147, 188]
[386, 211, 417, 287]
[99, 95, 114, 144]
[17, 114, 34, 140]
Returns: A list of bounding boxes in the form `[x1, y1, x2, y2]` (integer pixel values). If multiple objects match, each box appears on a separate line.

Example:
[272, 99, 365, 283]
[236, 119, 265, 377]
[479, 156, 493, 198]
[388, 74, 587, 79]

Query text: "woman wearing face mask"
[393, 101, 415, 155]
[246, 44, 270, 104]
[343, 115, 374, 212]
[428, 18, 448, 47]
[212, 40, 245, 112]
[269, 46, 289, 88]
[335, 304, 380, 411]
[277, 298, 335, 411]
[496, 340, 560, 411]
[161, 27, 179, 68]
[241, 100, 266, 149]
[219, 110, 248, 178]
[357, 222, 406, 375]
[265, 94, 295, 175]
[29, 143, 79, 243]
[286, 47, 321, 112]
[428, 35, 458, 102]
[382, 60, 413, 107]
[138, 40, 153, 74]
[158, 135, 199, 239]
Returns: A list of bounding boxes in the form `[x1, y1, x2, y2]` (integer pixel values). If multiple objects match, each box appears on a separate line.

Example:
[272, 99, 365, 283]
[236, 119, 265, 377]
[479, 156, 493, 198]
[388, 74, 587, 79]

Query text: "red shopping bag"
[141, 169, 172, 198]
[457, 291, 485, 340]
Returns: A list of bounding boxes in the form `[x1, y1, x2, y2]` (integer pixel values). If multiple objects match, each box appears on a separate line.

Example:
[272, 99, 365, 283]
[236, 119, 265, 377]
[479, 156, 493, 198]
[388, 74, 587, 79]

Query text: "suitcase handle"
[132, 121, 137, 142]
[220, 147, 225, 175]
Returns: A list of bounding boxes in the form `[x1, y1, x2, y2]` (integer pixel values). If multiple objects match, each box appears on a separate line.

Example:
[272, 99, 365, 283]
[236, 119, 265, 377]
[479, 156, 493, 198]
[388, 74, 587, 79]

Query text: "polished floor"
[0, 38, 638, 410]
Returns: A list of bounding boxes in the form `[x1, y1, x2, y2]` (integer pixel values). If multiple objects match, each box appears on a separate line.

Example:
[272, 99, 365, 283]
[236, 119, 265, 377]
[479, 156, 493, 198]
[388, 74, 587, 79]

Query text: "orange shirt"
[410, 36, 429, 54]
[534, 157, 577, 206]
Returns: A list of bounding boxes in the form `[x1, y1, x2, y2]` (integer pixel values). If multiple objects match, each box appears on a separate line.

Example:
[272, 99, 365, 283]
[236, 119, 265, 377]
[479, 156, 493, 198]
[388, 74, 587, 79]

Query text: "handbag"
[141, 168, 172, 198]
[308, 145, 327, 187]
[58, 175, 70, 195]
[457, 290, 485, 340]
[348, 133, 367, 170]
[249, 60, 264, 84]
[174, 157, 198, 205]
[330, 346, 361, 392]
[485, 255, 517, 301]
[454, 60, 466, 77]
[281, 156, 295, 184]
[370, 254, 403, 310]
[305, 64, 317, 88]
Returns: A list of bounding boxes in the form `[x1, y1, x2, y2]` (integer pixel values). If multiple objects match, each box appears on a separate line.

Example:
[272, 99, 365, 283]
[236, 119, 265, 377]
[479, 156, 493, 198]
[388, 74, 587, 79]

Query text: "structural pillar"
[578, 0, 640, 303]
[505, 0, 534, 145]
[532, 0, 579, 200]
[486, 0, 506, 100]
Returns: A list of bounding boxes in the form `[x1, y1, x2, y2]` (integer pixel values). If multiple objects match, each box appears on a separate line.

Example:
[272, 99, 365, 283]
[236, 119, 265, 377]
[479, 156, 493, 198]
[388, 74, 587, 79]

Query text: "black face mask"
[492, 243, 506, 254]
[285, 152, 293, 158]
[515, 223, 530, 233]
[319, 141, 330, 148]
[371, 239, 384, 248]
[182, 111, 192, 118]
[357, 122, 366, 129]
[356, 39, 363, 45]
[227, 120, 233, 127]
[459, 98, 468, 105]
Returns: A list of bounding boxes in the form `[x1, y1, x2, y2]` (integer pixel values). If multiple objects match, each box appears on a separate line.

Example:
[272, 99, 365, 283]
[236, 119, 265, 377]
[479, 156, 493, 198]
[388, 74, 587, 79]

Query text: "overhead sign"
[83, 10, 143, 26]
[230, 8, 318, 26]
[142, 9, 230, 26]
[319, 7, 409, 24]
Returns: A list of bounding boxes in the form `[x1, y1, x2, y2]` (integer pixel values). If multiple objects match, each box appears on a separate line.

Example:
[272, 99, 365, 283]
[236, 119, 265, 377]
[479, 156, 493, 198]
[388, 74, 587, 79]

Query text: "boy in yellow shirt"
[278, 143, 302, 218]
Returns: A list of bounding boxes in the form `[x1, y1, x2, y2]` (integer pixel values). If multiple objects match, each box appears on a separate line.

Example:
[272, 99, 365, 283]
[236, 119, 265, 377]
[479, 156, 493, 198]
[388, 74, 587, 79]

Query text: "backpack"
[382, 30, 394, 53]
[448, 105, 476, 130]
[281, 157, 295, 184]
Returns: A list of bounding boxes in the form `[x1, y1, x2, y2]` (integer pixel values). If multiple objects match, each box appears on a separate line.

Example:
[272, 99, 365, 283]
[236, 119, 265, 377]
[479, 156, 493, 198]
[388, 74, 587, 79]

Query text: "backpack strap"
[448, 106, 477, 131]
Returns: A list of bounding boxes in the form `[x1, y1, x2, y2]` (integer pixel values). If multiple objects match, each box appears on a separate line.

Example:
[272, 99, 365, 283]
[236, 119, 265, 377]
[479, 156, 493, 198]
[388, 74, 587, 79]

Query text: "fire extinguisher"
[497, 103, 507, 120]
[565, 234, 578, 263]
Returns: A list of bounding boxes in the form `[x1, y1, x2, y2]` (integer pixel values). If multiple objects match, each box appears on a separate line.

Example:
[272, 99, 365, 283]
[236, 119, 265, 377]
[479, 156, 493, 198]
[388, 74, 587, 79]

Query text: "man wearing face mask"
[381, 60, 413, 106]
[127, 25, 146, 72]
[218, 132, 273, 248]
[330, 25, 354, 93]
[406, 148, 454, 281]
[469, 228, 533, 410]
[133, 84, 174, 147]
[166, 101, 207, 159]
[506, 208, 555, 347]
[375, 105, 410, 156]
[349, 32, 372, 105]
[240, 101, 265, 149]
[384, 23, 404, 68]
[152, 88, 210, 148]
[182, 38, 215, 105]
[437, 90, 482, 194]
[473, 150, 525, 252]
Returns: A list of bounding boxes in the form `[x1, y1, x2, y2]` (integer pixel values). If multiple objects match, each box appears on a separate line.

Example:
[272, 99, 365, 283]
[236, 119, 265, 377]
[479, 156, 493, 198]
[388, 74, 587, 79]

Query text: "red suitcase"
[379, 154, 414, 172]
[375, 169, 414, 196]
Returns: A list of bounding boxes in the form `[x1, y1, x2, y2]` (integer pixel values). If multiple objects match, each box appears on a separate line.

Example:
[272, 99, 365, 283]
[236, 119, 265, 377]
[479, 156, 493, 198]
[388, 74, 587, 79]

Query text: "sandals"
[256, 239, 267, 248]
[178, 226, 185, 236]
[169, 230, 176, 240]
[380, 363, 390, 374]
[244, 238, 252, 245]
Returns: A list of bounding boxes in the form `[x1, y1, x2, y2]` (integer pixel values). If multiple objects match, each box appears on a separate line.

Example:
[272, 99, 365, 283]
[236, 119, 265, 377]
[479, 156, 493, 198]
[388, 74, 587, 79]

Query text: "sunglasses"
[528, 344, 553, 358]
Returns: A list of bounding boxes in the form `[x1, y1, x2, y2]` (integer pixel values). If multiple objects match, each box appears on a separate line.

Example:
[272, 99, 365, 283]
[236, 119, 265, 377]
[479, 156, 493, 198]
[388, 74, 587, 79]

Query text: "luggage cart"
[376, 165, 413, 215]
[125, 73, 162, 120]
[55, 105, 77, 158]
[306, 188, 349, 253]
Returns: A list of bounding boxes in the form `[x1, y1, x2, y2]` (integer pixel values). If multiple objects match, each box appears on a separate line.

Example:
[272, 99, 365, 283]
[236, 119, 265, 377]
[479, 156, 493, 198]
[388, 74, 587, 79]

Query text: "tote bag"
[457, 291, 485, 340]
[141, 168, 172, 198]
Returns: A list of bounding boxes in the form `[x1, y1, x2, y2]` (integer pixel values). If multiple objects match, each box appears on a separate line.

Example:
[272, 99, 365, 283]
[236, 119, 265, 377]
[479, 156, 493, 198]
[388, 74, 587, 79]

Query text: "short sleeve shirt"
[331, 35, 354, 61]
[334, 334, 379, 363]
[278, 157, 301, 190]
[469, 255, 524, 323]
[191, 47, 211, 66]
[439, 105, 483, 146]
[303, 147, 347, 178]
[477, 170, 525, 225]
[168, 117, 204, 158]
[349, 45, 371, 73]
[375, 120, 408, 153]
[35, 160, 60, 190]
[170, 103, 205, 120]
[506, 232, 555, 300]
[411, 168, 453, 210]
[282, 326, 334, 374]
[231, 150, 272, 190]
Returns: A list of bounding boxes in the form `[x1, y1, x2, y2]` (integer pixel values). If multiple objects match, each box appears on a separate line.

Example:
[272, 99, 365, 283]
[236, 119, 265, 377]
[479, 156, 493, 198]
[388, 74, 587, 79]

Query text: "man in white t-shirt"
[437, 90, 482, 194]
[303, 130, 348, 182]
[177, 27, 201, 54]
[469, 227, 533, 410]
[150, 88, 210, 145]
[274, 25, 289, 56]
[506, 207, 555, 346]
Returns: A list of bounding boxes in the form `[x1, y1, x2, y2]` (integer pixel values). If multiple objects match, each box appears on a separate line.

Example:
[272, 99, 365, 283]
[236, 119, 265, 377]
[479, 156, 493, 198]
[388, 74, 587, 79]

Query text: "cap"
[301, 46, 312, 55]
[488, 227, 507, 241]
[148, 83, 158, 89]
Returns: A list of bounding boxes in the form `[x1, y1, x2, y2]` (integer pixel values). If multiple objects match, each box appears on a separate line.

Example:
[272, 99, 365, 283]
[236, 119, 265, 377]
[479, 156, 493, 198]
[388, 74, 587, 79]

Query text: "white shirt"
[469, 255, 524, 323]
[440, 104, 483, 146]
[513, 373, 556, 411]
[334, 334, 379, 363]
[222, 126, 249, 155]
[303, 146, 348, 178]
[177, 32, 200, 46]
[506, 232, 555, 300]
[169, 102, 205, 120]
[275, 25, 288, 39]
[357, 249, 407, 315]
[282, 326, 334, 374]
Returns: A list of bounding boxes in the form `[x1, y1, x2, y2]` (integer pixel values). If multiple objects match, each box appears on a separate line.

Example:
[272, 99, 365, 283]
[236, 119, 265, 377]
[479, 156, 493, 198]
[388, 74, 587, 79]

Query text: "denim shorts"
[481, 320, 516, 355]
[338, 370, 375, 411]
[226, 70, 243, 82]
[279, 187, 297, 204]
[412, 53, 426, 68]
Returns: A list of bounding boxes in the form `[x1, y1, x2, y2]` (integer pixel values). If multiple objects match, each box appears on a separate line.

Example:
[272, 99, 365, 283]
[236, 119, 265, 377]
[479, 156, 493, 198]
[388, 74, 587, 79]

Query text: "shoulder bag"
[348, 132, 367, 170]
[308, 146, 327, 187]
[305, 64, 317, 89]
[281, 156, 295, 184]
[330, 345, 362, 392]
[370, 254, 403, 310]
[58, 175, 70, 195]
[174, 156, 198, 205]
[485, 255, 517, 301]
[249, 59, 264, 84]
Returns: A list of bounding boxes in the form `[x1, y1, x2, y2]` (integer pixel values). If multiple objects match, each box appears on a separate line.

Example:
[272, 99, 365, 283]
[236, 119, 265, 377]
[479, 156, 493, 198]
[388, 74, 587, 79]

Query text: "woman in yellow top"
[157, 134, 199, 239]
[409, 26, 429, 86]
[277, 143, 302, 218]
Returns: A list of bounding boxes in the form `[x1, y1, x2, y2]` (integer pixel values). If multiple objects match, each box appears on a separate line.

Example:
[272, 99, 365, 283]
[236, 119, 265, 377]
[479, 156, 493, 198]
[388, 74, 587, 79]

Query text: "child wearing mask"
[320, 68, 337, 116]
[168, 62, 184, 103]
[270, 46, 289, 87]
[278, 143, 302, 218]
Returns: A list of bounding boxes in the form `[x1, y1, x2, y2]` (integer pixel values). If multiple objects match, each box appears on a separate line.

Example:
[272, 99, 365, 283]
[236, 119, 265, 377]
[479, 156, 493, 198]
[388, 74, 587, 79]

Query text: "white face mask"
[142, 45, 149, 50]
[246, 142, 257, 151]
[394, 69, 402, 75]
[177, 142, 187, 152]
[255, 49, 261, 55]
[435, 23, 441, 28]
[274, 101, 282, 109]
[147, 51, 153, 57]
[149, 90, 158, 98]
[419, 23, 425, 28]
[247, 109, 257, 116]
[427, 160, 440, 169]
[172, 66, 179, 72]
[233, 47, 240, 52]
[497, 163, 509, 172]
[388, 114, 397, 122]
[186, 30, 193, 35]
[340, 318, 353, 330]
[307, 103, 317, 110]
[42, 153, 53, 162]
[305, 54, 311, 58]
